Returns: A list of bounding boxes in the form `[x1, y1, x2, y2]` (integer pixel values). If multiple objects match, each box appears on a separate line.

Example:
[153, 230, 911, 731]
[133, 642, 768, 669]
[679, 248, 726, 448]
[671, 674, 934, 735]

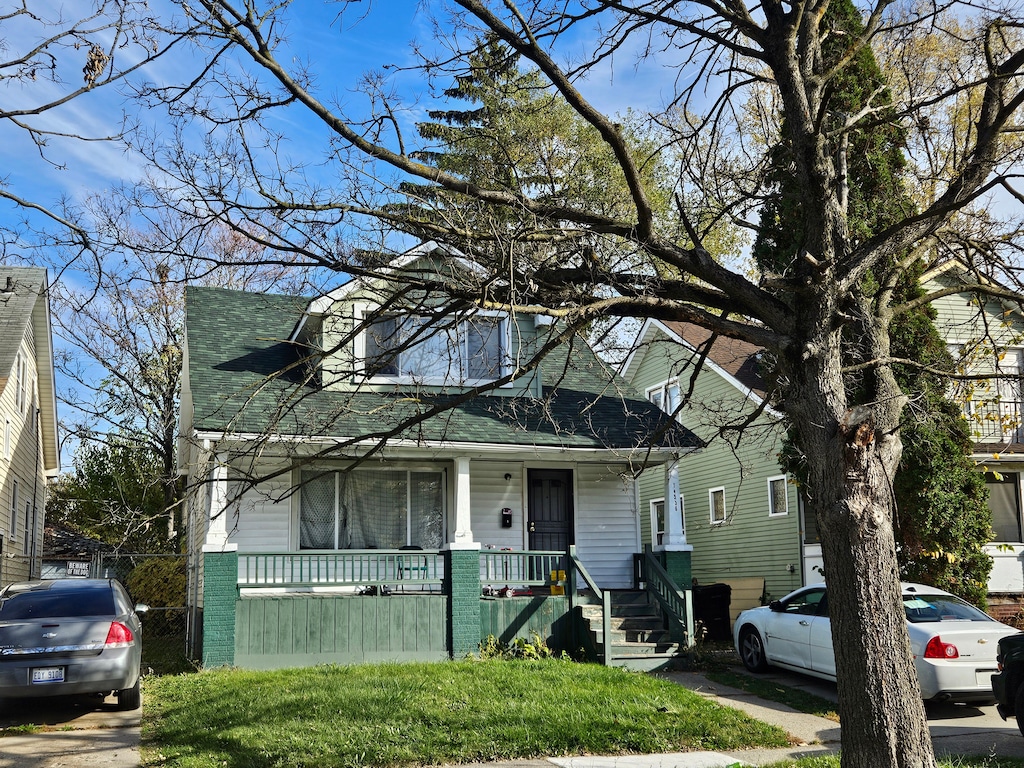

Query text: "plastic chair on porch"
[397, 545, 429, 592]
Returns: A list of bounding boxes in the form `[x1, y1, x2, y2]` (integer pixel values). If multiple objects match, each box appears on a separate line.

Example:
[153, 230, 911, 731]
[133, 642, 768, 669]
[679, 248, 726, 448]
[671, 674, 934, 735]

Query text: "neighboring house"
[0, 267, 59, 587]
[41, 523, 113, 579]
[924, 261, 1024, 616]
[179, 243, 700, 668]
[621, 321, 806, 610]
[624, 265, 1024, 618]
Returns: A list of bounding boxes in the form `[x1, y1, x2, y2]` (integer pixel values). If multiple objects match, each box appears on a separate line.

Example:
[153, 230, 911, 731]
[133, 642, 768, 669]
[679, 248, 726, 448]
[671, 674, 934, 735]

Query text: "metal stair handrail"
[642, 548, 695, 648]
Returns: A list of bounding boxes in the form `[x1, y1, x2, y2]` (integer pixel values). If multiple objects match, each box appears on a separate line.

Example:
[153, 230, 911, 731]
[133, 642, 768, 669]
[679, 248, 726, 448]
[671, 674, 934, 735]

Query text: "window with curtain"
[299, 468, 445, 549]
[364, 313, 504, 383]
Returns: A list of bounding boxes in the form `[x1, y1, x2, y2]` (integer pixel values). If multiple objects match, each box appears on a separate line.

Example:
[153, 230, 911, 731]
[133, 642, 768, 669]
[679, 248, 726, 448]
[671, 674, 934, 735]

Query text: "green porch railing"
[238, 550, 444, 591]
[641, 548, 695, 647]
[567, 544, 612, 666]
[479, 549, 564, 587]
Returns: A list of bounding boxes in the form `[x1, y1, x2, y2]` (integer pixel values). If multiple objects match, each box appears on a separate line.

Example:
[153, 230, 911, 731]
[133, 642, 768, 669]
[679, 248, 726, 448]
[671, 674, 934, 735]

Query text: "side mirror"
[769, 600, 784, 612]
[135, 603, 150, 614]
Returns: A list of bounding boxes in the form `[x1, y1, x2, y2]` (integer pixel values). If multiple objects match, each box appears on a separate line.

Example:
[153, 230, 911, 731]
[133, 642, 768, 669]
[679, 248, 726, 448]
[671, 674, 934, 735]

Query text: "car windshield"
[903, 593, 992, 623]
[0, 587, 115, 620]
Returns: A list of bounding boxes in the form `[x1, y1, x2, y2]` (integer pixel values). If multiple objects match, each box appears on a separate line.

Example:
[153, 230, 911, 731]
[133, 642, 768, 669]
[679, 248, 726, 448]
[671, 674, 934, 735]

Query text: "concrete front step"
[581, 603, 659, 619]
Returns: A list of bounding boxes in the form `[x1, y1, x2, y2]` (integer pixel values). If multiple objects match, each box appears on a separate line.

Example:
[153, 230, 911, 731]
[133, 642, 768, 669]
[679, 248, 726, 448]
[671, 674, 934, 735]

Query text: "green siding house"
[179, 243, 700, 668]
[625, 265, 1024, 619]
[621, 320, 805, 612]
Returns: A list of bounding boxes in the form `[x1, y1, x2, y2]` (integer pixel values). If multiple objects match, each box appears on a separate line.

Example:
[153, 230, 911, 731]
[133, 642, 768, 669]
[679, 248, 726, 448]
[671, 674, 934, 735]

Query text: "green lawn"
[141, 659, 789, 767]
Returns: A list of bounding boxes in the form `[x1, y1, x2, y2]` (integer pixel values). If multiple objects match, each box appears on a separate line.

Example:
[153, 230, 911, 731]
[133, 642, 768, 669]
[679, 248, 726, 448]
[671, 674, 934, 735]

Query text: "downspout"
[30, 406, 40, 579]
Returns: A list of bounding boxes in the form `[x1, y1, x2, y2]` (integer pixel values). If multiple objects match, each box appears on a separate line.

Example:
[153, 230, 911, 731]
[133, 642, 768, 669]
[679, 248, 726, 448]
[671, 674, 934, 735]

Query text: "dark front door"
[528, 469, 574, 552]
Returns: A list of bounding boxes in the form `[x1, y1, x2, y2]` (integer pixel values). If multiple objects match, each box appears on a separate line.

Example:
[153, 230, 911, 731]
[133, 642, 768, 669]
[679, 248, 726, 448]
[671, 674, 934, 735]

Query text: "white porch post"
[663, 455, 689, 550]
[202, 451, 237, 553]
[448, 456, 479, 550]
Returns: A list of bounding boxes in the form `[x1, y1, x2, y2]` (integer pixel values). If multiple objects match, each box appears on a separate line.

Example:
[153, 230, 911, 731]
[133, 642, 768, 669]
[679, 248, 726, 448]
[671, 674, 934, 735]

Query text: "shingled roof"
[662, 321, 768, 400]
[184, 286, 700, 453]
[0, 268, 45, 384]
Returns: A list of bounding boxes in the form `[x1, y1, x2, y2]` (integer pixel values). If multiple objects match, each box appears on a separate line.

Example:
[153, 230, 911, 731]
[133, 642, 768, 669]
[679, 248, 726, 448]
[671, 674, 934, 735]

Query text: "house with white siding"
[924, 262, 1024, 615]
[0, 267, 60, 587]
[179, 243, 701, 668]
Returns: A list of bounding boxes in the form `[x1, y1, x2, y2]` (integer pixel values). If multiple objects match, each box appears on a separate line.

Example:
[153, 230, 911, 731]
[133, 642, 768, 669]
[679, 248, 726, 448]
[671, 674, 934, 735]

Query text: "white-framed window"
[23, 500, 30, 555]
[299, 467, 445, 550]
[360, 311, 507, 385]
[646, 379, 681, 417]
[9, 479, 17, 542]
[650, 495, 685, 545]
[3, 417, 9, 460]
[709, 486, 726, 525]
[14, 351, 25, 413]
[768, 475, 789, 517]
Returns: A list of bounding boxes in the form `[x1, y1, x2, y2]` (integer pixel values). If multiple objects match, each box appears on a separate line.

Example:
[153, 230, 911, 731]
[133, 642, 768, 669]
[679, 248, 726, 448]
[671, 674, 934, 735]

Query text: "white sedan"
[733, 582, 1018, 703]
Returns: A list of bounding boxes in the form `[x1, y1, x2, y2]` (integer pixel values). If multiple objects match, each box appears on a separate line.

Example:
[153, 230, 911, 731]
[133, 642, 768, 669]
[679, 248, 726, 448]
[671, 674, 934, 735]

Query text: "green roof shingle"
[184, 285, 699, 452]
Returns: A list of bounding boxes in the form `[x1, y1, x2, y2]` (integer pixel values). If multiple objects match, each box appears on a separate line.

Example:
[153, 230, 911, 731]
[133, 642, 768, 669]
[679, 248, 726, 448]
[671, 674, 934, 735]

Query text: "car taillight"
[104, 622, 134, 647]
[923, 636, 959, 659]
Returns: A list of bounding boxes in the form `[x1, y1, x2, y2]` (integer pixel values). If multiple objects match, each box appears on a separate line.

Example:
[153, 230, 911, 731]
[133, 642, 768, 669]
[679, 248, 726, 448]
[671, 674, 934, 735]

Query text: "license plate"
[32, 667, 65, 684]
[977, 669, 997, 687]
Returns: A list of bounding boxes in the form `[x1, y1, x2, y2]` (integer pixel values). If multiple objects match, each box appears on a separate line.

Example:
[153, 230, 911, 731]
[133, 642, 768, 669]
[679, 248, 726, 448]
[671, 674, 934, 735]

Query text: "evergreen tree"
[753, 0, 991, 604]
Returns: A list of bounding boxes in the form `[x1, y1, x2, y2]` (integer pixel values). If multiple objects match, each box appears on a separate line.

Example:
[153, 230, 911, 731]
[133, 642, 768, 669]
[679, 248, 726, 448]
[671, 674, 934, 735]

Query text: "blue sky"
[0, 1, 680, 248]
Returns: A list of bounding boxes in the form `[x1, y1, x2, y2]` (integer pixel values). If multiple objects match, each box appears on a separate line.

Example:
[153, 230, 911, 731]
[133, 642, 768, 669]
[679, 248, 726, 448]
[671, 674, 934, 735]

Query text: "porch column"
[662, 455, 693, 589]
[446, 456, 481, 658]
[204, 452, 233, 549]
[663, 456, 687, 548]
[202, 450, 238, 667]
[449, 456, 477, 549]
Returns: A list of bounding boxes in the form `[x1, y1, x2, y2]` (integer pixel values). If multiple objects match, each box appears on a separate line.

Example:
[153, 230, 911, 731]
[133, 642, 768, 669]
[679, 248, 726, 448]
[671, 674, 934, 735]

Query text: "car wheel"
[116, 678, 141, 711]
[739, 626, 769, 673]
[1014, 683, 1024, 738]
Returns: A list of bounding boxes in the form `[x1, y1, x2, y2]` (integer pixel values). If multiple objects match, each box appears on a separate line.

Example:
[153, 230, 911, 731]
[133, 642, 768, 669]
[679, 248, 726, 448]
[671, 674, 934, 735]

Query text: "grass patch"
[142, 659, 789, 767]
[705, 668, 840, 721]
[0, 723, 42, 735]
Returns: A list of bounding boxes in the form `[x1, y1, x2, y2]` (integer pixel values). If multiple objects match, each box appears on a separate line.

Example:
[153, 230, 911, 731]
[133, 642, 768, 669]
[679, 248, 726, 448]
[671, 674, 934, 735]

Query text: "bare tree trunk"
[786, 327, 936, 768]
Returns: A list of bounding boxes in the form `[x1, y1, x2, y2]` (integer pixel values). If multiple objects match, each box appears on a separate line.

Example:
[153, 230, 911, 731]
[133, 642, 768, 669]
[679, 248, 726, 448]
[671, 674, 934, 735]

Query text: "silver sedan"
[0, 579, 147, 710]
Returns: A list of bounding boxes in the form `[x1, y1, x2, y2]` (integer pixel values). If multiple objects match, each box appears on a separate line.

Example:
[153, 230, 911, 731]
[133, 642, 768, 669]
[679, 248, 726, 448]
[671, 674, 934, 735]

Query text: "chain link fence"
[95, 553, 192, 674]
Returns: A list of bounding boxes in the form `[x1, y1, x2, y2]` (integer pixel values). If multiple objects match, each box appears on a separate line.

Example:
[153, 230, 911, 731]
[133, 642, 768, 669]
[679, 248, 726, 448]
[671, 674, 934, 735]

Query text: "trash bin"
[693, 583, 732, 641]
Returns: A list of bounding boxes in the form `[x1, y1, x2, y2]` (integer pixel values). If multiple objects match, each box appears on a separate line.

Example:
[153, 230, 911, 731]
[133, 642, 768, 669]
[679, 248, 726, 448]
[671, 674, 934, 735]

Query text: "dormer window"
[363, 313, 506, 384]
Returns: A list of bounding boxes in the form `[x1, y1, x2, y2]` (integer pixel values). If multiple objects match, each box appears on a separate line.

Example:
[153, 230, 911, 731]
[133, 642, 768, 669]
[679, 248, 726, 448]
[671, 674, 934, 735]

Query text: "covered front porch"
[193, 448, 696, 668]
[201, 545, 694, 669]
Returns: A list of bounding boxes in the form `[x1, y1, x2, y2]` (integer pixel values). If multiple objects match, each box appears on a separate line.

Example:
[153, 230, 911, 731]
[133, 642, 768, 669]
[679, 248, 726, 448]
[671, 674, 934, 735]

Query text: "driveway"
[727, 667, 1024, 759]
[0, 694, 140, 768]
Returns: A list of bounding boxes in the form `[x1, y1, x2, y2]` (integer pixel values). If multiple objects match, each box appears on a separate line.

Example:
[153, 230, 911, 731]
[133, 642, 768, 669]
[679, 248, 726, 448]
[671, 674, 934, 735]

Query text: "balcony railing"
[963, 399, 1024, 443]
[238, 550, 444, 590]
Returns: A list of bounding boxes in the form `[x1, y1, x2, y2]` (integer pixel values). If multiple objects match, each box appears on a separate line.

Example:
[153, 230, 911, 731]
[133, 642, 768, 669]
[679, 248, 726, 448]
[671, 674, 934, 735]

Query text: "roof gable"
[184, 285, 700, 453]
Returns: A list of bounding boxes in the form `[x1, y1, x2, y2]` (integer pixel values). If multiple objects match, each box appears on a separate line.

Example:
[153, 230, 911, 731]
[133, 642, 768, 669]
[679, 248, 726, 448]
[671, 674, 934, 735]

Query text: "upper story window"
[647, 380, 681, 416]
[363, 313, 506, 384]
[14, 351, 26, 413]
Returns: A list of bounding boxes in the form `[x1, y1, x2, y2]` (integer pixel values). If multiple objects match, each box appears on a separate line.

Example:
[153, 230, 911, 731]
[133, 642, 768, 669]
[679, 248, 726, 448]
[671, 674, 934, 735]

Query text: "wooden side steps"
[580, 590, 688, 671]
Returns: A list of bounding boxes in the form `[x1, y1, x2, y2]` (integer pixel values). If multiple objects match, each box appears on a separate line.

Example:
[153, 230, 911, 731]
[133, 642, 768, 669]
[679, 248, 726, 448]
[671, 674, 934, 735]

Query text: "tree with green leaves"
[752, 0, 992, 606]
[47, 436, 170, 553]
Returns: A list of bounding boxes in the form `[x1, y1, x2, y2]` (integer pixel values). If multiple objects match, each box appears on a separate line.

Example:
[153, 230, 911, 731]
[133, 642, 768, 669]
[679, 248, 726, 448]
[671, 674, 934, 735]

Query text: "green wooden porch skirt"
[233, 593, 571, 669]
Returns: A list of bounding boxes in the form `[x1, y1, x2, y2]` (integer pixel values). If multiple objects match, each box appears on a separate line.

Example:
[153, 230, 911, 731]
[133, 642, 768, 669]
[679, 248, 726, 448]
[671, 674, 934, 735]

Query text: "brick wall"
[446, 549, 481, 657]
[202, 549, 238, 667]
